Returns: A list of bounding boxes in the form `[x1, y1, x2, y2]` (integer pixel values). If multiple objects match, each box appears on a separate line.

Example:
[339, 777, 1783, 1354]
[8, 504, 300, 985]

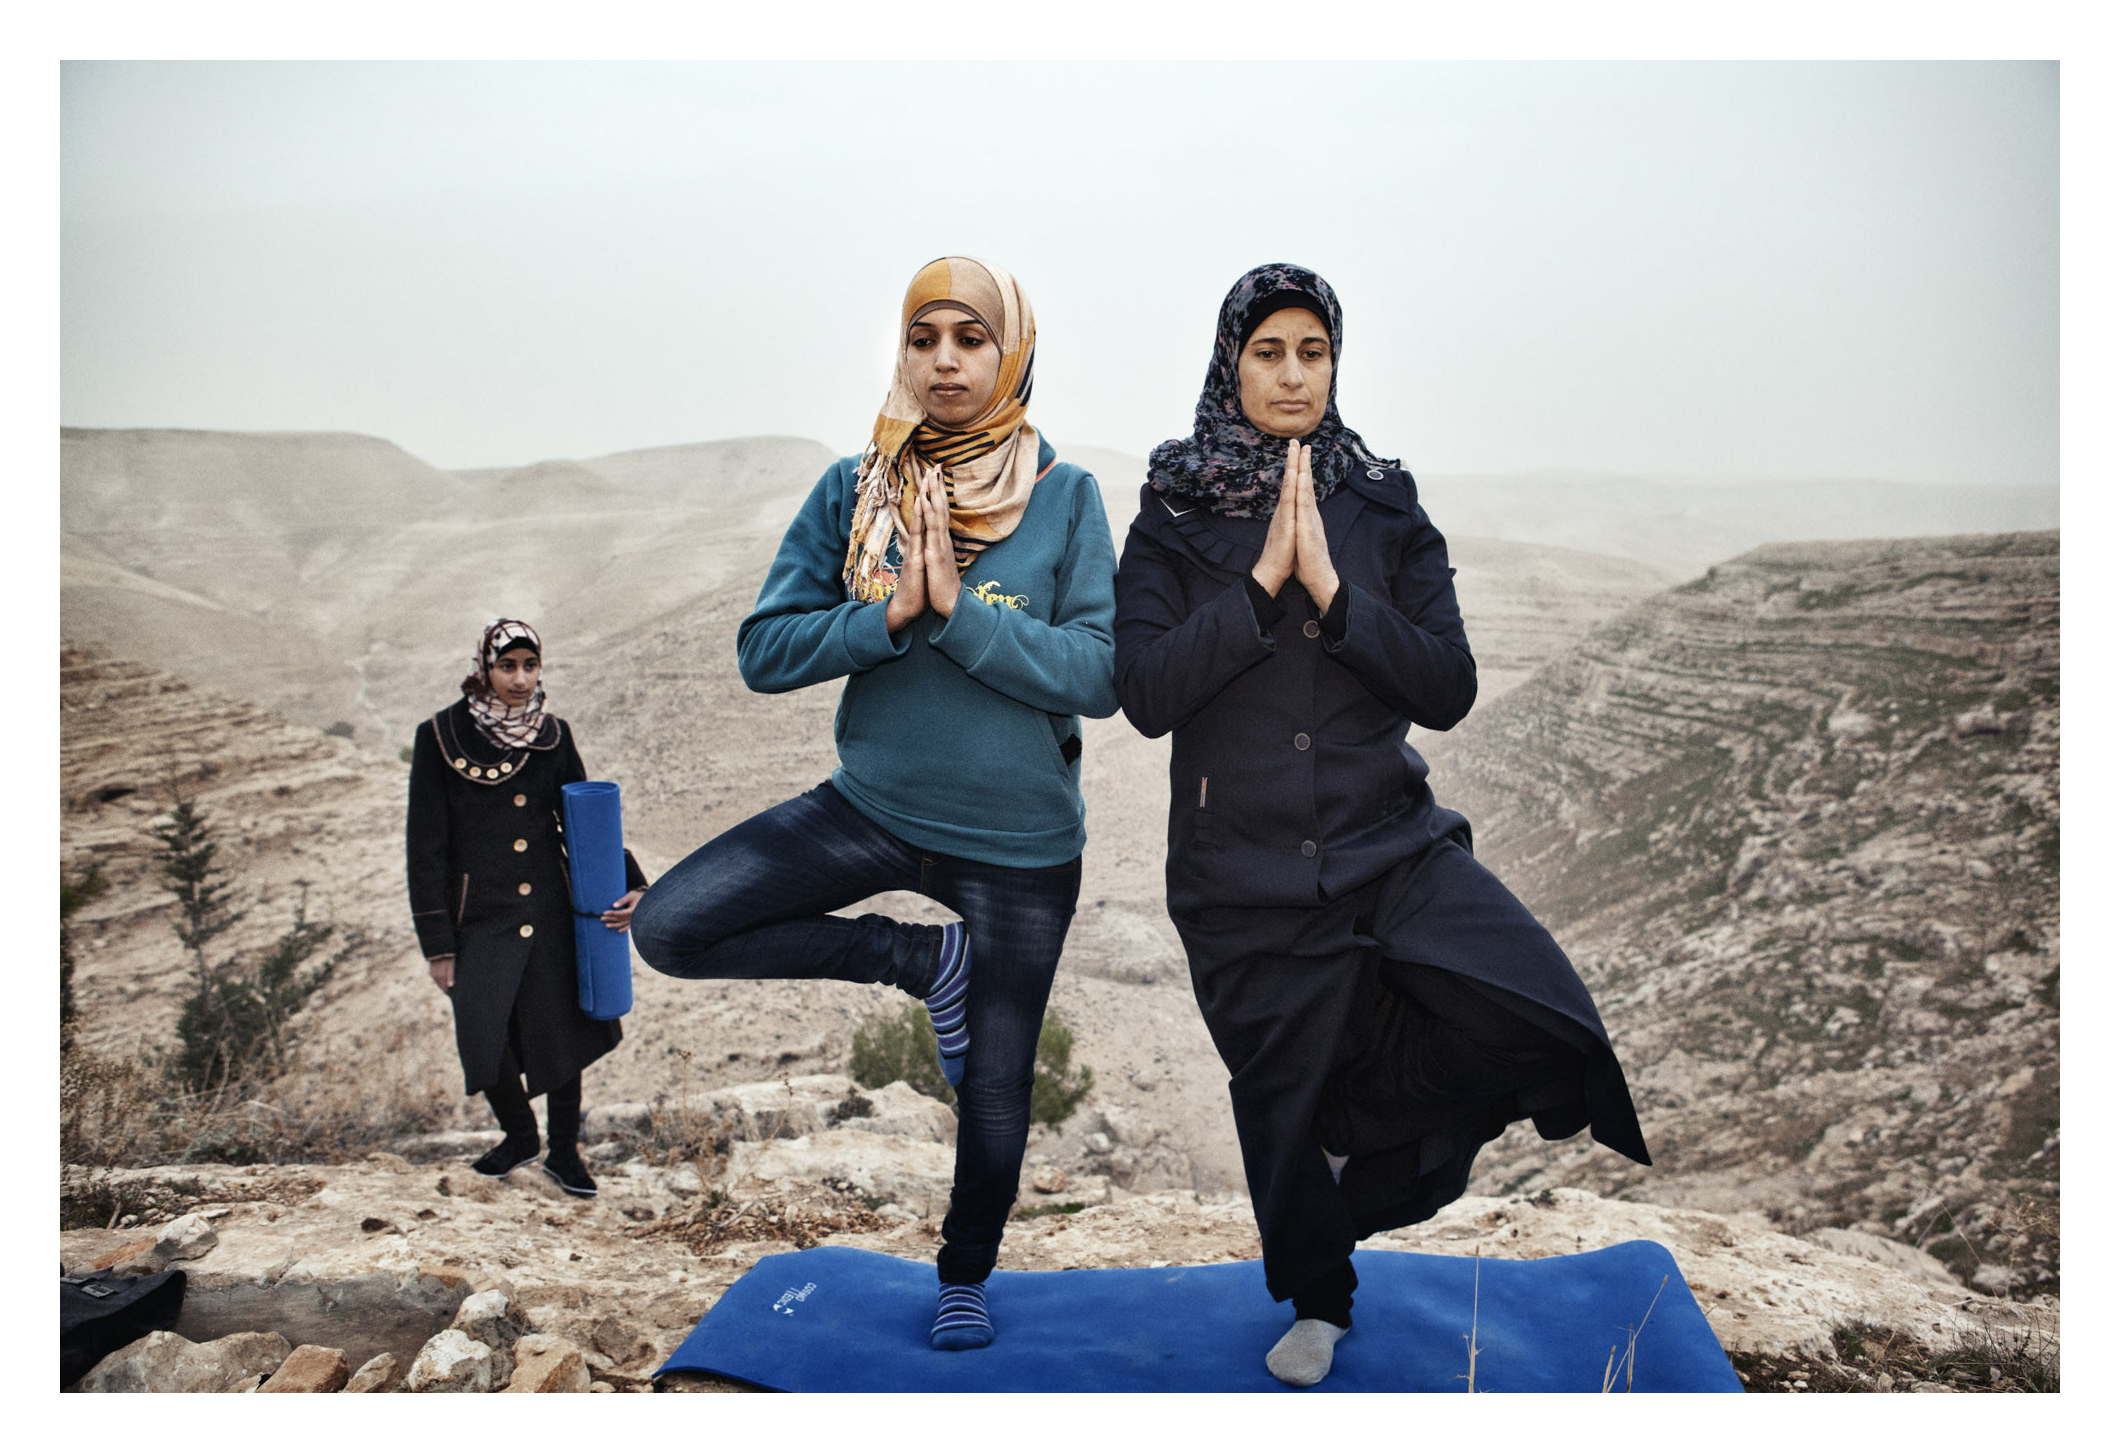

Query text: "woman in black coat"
[405, 618, 648, 1198]
[1113, 265, 1651, 1388]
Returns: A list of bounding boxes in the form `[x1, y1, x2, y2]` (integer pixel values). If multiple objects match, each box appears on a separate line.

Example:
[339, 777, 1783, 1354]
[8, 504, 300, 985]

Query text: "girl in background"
[406, 618, 649, 1199]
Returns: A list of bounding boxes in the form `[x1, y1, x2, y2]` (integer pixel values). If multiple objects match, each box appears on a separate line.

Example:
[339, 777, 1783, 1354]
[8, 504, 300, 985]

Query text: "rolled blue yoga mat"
[561, 780, 632, 1021]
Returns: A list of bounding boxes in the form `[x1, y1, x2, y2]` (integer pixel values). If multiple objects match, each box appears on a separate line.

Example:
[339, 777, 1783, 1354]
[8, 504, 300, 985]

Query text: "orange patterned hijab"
[843, 256, 1040, 603]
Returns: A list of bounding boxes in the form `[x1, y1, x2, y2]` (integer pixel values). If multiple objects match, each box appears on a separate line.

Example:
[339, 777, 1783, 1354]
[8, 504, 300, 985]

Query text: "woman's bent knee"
[628, 880, 691, 972]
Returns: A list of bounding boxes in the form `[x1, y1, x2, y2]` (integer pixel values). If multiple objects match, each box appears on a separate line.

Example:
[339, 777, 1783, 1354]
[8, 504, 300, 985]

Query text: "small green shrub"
[60, 861, 107, 1045]
[850, 1002, 957, 1106]
[1029, 1013, 1094, 1128]
[1015, 1201, 1086, 1220]
[171, 889, 339, 1093]
[849, 1002, 1096, 1128]
[149, 793, 342, 1093]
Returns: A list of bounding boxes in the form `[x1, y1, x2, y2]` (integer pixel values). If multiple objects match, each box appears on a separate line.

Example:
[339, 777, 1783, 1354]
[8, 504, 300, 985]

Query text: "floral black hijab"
[1147, 263, 1394, 520]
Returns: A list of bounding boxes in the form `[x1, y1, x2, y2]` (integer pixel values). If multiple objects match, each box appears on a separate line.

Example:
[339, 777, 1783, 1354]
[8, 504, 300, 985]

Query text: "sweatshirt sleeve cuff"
[927, 588, 1001, 668]
[1243, 575, 1287, 633]
[845, 600, 911, 669]
[623, 850, 648, 893]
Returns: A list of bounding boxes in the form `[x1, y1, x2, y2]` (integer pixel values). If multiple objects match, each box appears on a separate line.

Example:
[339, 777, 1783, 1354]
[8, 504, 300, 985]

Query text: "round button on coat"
[512, 838, 528, 852]
[1294, 733, 1312, 750]
[1301, 840, 1318, 858]
[1366, 468, 1384, 480]
[513, 794, 527, 807]
[518, 924, 534, 938]
[518, 883, 532, 895]
[1303, 620, 1320, 638]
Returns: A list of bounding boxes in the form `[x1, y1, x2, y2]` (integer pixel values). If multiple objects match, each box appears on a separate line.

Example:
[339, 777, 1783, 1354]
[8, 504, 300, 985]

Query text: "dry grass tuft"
[1600, 1275, 1668, 1392]
[627, 1187, 890, 1258]
[628, 1048, 739, 1192]
[1730, 1311, 2060, 1393]
[1456, 1244, 1483, 1392]
[59, 1032, 457, 1229]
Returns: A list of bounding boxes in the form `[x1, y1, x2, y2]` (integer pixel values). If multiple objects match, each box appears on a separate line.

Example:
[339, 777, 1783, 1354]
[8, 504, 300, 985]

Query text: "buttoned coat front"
[1114, 466, 1480, 913]
[405, 701, 645, 1096]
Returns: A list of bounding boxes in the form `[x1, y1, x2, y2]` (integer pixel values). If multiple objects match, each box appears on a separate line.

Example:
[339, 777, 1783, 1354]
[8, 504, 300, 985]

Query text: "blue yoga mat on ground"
[657, 1242, 1740, 1392]
[560, 780, 631, 1021]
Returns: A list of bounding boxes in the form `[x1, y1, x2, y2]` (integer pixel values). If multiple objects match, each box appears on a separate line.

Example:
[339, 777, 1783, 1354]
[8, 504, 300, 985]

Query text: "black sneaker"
[542, 1149, 598, 1198]
[471, 1136, 542, 1179]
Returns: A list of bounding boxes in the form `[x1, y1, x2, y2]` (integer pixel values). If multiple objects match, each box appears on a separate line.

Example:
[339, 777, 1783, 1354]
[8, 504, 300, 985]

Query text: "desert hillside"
[1423, 531, 2060, 1294]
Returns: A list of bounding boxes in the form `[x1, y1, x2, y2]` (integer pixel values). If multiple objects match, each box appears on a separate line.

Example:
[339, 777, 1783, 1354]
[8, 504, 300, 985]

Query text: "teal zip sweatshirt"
[736, 437, 1119, 867]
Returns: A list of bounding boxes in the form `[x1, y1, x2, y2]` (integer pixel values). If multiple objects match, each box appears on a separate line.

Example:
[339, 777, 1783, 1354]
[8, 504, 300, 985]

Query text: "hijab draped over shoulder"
[1148, 262, 1395, 521]
[459, 617, 549, 749]
[843, 256, 1041, 603]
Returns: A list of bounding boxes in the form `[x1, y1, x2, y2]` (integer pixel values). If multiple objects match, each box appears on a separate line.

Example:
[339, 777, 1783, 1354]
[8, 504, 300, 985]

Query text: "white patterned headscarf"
[460, 618, 548, 749]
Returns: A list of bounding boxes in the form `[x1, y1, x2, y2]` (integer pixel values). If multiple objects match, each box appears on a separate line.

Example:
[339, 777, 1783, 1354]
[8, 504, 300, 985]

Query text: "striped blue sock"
[924, 922, 971, 1088]
[931, 1282, 993, 1351]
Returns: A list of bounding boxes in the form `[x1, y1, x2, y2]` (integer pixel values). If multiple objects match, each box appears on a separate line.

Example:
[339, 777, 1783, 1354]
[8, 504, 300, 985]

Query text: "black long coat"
[405, 701, 646, 1096]
[1113, 466, 1648, 1221]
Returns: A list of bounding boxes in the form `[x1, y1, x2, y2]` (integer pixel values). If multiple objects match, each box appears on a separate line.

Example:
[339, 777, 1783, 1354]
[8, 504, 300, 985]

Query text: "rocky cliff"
[1424, 532, 2060, 1293]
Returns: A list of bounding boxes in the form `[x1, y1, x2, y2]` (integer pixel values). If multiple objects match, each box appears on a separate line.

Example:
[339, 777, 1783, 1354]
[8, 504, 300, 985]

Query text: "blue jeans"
[631, 781, 1081, 1284]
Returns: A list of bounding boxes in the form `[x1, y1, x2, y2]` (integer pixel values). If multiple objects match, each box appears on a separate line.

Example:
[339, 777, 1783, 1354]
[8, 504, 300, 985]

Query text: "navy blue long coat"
[1113, 466, 1648, 1235]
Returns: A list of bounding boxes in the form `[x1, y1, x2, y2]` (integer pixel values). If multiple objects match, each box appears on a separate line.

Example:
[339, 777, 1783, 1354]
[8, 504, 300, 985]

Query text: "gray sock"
[1266, 1318, 1348, 1387]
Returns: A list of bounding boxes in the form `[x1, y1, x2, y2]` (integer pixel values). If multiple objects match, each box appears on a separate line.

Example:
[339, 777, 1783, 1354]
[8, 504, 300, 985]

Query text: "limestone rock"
[405, 1329, 495, 1393]
[844, 1081, 958, 1142]
[257, 1343, 349, 1393]
[1803, 1227, 1961, 1289]
[501, 1333, 592, 1393]
[80, 1329, 291, 1393]
[342, 1352, 401, 1393]
[586, 1314, 653, 1367]
[155, 1212, 220, 1264]
[92, 1236, 159, 1273]
[1970, 1265, 2013, 1296]
[1031, 1165, 1066, 1194]
[78, 1331, 191, 1393]
[732, 1127, 957, 1218]
[451, 1288, 524, 1352]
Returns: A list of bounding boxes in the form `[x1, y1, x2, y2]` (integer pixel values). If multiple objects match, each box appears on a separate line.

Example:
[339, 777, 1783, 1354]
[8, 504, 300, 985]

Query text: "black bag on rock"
[60, 1267, 187, 1388]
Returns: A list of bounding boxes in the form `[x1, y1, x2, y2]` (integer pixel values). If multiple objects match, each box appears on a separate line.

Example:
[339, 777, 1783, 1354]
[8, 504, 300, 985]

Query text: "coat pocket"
[1190, 775, 1217, 843]
[1042, 712, 1081, 773]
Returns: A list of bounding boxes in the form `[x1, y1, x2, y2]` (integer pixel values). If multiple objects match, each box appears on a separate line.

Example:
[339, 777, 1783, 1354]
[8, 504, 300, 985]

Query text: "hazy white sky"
[62, 60, 2057, 483]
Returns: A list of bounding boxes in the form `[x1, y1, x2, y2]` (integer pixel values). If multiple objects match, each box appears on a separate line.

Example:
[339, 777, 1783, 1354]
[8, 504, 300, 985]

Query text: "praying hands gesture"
[1250, 439, 1341, 612]
[884, 464, 965, 631]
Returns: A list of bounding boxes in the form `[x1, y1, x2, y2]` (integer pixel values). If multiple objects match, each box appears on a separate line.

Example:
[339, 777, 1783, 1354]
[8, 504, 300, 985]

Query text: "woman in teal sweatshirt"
[633, 256, 1117, 1353]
